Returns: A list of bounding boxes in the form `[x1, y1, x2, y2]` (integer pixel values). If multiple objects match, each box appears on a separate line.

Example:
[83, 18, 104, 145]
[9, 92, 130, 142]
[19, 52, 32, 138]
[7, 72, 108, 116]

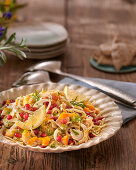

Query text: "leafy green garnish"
[72, 115, 81, 122]
[50, 144, 55, 148]
[6, 109, 12, 114]
[70, 101, 85, 108]
[20, 129, 24, 133]
[47, 129, 53, 136]
[58, 92, 61, 96]
[72, 129, 79, 135]
[32, 90, 40, 103]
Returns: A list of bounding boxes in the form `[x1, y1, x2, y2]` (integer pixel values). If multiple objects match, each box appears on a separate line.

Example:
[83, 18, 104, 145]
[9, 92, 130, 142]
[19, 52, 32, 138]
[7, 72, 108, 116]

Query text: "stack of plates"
[8, 22, 68, 59]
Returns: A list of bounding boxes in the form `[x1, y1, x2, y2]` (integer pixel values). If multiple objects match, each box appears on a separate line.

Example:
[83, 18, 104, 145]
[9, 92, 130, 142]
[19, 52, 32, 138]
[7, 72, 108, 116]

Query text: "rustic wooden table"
[0, 0, 136, 169]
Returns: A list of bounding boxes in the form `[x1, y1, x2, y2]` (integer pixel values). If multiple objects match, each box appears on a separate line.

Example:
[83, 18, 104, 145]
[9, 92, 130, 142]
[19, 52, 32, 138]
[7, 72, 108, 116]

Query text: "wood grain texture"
[0, 0, 136, 170]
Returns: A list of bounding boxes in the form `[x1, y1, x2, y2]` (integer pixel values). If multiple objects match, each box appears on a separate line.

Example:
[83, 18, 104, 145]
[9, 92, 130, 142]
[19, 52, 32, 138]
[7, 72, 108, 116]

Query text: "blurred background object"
[0, 0, 27, 26]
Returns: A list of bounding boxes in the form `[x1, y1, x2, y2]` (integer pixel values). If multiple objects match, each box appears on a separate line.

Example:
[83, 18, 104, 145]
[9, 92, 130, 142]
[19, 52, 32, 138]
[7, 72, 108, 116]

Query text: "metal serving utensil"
[12, 71, 51, 87]
[25, 61, 136, 108]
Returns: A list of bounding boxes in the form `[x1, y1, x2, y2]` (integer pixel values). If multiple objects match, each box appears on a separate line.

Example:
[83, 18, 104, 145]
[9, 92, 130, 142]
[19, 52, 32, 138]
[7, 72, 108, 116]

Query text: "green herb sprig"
[70, 101, 85, 108]
[72, 129, 79, 135]
[32, 90, 40, 103]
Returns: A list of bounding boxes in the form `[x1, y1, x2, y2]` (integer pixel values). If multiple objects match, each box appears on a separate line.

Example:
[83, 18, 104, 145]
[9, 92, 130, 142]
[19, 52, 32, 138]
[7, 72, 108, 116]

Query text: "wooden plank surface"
[0, 0, 136, 170]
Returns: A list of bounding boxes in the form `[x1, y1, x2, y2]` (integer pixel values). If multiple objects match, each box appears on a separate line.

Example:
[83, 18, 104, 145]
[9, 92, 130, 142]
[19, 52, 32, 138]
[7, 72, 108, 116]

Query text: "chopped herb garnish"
[32, 90, 40, 103]
[6, 109, 12, 114]
[50, 144, 55, 148]
[58, 92, 61, 96]
[72, 115, 81, 122]
[47, 129, 53, 136]
[72, 129, 79, 135]
[20, 129, 24, 133]
[70, 101, 85, 108]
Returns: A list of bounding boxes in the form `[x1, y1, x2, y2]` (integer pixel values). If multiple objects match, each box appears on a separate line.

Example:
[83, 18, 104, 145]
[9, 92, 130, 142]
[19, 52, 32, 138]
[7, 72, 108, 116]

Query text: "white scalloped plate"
[0, 83, 123, 153]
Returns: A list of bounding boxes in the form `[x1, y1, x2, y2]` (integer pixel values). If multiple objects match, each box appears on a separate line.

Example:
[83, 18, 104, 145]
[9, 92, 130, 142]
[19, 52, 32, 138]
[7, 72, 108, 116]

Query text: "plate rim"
[0, 82, 123, 153]
[8, 22, 68, 48]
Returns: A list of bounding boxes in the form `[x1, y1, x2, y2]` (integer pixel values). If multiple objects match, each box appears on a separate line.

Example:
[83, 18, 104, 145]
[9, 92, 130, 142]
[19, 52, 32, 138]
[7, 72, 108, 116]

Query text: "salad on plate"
[0, 86, 105, 148]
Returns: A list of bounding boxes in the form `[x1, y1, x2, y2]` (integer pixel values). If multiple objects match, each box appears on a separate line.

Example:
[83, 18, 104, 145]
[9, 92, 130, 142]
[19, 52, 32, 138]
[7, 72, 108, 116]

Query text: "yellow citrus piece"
[64, 86, 87, 102]
[15, 106, 45, 130]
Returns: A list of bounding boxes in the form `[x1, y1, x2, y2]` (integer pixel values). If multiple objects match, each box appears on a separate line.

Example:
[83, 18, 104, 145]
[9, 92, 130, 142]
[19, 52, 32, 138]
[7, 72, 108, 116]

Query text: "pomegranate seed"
[1, 115, 5, 119]
[7, 114, 12, 120]
[33, 129, 39, 135]
[10, 99, 15, 103]
[57, 135, 62, 142]
[57, 106, 61, 110]
[15, 132, 22, 138]
[17, 126, 21, 130]
[2, 131, 5, 135]
[89, 133, 95, 138]
[47, 110, 52, 114]
[51, 116, 58, 121]
[19, 112, 24, 118]
[31, 107, 37, 111]
[40, 132, 47, 137]
[86, 112, 91, 116]
[94, 121, 100, 125]
[25, 104, 31, 110]
[0, 110, 2, 115]
[23, 113, 29, 120]
[44, 102, 49, 107]
[0, 121, 3, 126]
[61, 118, 67, 124]
[96, 117, 103, 121]
[49, 104, 57, 110]
[65, 105, 72, 109]
[40, 145, 45, 148]
[2, 101, 6, 106]
[68, 140, 74, 145]
[93, 118, 97, 122]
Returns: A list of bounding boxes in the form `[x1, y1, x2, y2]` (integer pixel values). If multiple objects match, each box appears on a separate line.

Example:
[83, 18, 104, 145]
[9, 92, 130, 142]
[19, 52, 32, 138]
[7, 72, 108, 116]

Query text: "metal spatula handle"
[56, 71, 136, 108]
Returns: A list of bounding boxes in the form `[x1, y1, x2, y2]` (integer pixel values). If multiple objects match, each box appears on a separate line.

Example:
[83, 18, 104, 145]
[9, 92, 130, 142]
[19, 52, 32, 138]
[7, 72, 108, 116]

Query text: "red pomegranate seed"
[19, 112, 24, 118]
[31, 107, 37, 111]
[15, 132, 22, 138]
[0, 110, 2, 115]
[0, 121, 3, 126]
[68, 140, 74, 145]
[94, 121, 100, 125]
[44, 102, 49, 107]
[17, 126, 21, 130]
[40, 132, 47, 137]
[96, 117, 103, 121]
[10, 99, 15, 103]
[49, 104, 57, 110]
[61, 118, 67, 124]
[57, 135, 62, 142]
[86, 112, 91, 116]
[57, 106, 61, 110]
[2, 131, 5, 135]
[89, 133, 95, 138]
[2, 101, 6, 106]
[47, 110, 52, 114]
[25, 104, 31, 110]
[33, 129, 39, 135]
[1, 115, 5, 119]
[7, 114, 12, 120]
[40, 145, 45, 148]
[23, 113, 29, 120]
[51, 116, 58, 121]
